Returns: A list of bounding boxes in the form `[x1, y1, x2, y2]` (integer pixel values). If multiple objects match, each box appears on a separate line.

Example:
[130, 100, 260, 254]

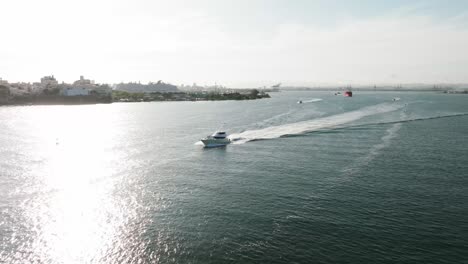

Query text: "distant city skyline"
[1, 0, 468, 88]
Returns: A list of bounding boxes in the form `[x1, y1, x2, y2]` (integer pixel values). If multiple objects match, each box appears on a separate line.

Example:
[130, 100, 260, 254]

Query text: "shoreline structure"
[1, 75, 466, 106]
[0, 75, 271, 106]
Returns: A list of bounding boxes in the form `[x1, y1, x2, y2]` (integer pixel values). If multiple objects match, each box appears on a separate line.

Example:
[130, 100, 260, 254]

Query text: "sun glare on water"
[11, 105, 147, 263]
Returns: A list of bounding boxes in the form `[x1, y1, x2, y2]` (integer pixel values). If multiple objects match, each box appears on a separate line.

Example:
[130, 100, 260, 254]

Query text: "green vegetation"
[112, 89, 270, 102]
[5, 94, 112, 105]
[0, 85, 10, 103]
[1, 88, 270, 105]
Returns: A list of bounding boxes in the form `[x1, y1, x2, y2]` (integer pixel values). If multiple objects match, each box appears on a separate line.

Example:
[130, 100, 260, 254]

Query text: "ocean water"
[0, 91, 467, 263]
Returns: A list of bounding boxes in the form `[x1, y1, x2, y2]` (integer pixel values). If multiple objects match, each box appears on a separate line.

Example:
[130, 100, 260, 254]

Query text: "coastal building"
[60, 76, 111, 96]
[31, 75, 59, 94]
[8, 82, 33, 95]
[73, 75, 94, 86]
[178, 82, 227, 92]
[115, 80, 178, 93]
[32, 82, 42, 94]
[0, 78, 8, 85]
[41, 75, 58, 87]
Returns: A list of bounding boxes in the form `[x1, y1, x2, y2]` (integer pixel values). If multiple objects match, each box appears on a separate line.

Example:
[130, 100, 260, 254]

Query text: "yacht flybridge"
[201, 131, 231, 147]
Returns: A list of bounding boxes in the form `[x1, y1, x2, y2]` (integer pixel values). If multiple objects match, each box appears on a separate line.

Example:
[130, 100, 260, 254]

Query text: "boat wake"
[341, 111, 406, 177]
[301, 98, 323, 103]
[194, 141, 204, 146]
[229, 103, 404, 144]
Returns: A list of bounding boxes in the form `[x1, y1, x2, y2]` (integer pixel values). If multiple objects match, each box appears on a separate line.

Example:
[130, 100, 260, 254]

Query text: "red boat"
[344, 91, 352, 97]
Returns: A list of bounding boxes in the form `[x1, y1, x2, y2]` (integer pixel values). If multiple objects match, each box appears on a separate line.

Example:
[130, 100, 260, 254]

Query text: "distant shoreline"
[0, 90, 271, 106]
[2, 89, 467, 107]
[282, 88, 468, 93]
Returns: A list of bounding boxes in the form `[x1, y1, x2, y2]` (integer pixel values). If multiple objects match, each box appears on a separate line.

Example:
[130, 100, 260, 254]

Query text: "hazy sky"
[1, 0, 468, 87]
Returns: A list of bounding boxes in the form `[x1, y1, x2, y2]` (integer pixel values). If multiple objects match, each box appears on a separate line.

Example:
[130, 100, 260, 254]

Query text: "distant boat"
[344, 91, 352, 97]
[201, 131, 231, 147]
[297, 100, 303, 104]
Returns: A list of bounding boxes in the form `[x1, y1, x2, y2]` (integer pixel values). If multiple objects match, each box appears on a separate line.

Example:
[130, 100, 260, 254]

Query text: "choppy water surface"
[1, 91, 467, 263]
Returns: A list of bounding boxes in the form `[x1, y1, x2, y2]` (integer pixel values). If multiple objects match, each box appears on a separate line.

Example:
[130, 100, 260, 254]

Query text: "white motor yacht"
[201, 131, 231, 147]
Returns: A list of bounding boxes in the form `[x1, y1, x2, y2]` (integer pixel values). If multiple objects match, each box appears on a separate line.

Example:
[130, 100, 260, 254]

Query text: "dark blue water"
[1, 91, 467, 263]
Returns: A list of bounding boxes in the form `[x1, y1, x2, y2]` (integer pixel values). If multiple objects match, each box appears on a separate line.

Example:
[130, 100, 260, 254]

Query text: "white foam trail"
[301, 98, 323, 103]
[229, 103, 403, 144]
[363, 123, 401, 164]
[340, 122, 402, 178]
[341, 111, 407, 175]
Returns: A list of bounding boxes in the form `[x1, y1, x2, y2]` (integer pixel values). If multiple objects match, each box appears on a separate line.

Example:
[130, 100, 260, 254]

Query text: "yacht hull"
[201, 138, 230, 147]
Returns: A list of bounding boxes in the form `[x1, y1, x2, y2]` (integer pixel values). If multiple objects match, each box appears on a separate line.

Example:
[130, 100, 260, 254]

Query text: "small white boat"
[201, 131, 231, 147]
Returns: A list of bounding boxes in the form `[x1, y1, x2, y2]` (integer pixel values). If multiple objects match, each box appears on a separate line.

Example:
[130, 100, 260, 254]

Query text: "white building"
[41, 75, 58, 87]
[31, 75, 59, 94]
[68, 76, 111, 96]
[9, 82, 33, 95]
[73, 76, 94, 86]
